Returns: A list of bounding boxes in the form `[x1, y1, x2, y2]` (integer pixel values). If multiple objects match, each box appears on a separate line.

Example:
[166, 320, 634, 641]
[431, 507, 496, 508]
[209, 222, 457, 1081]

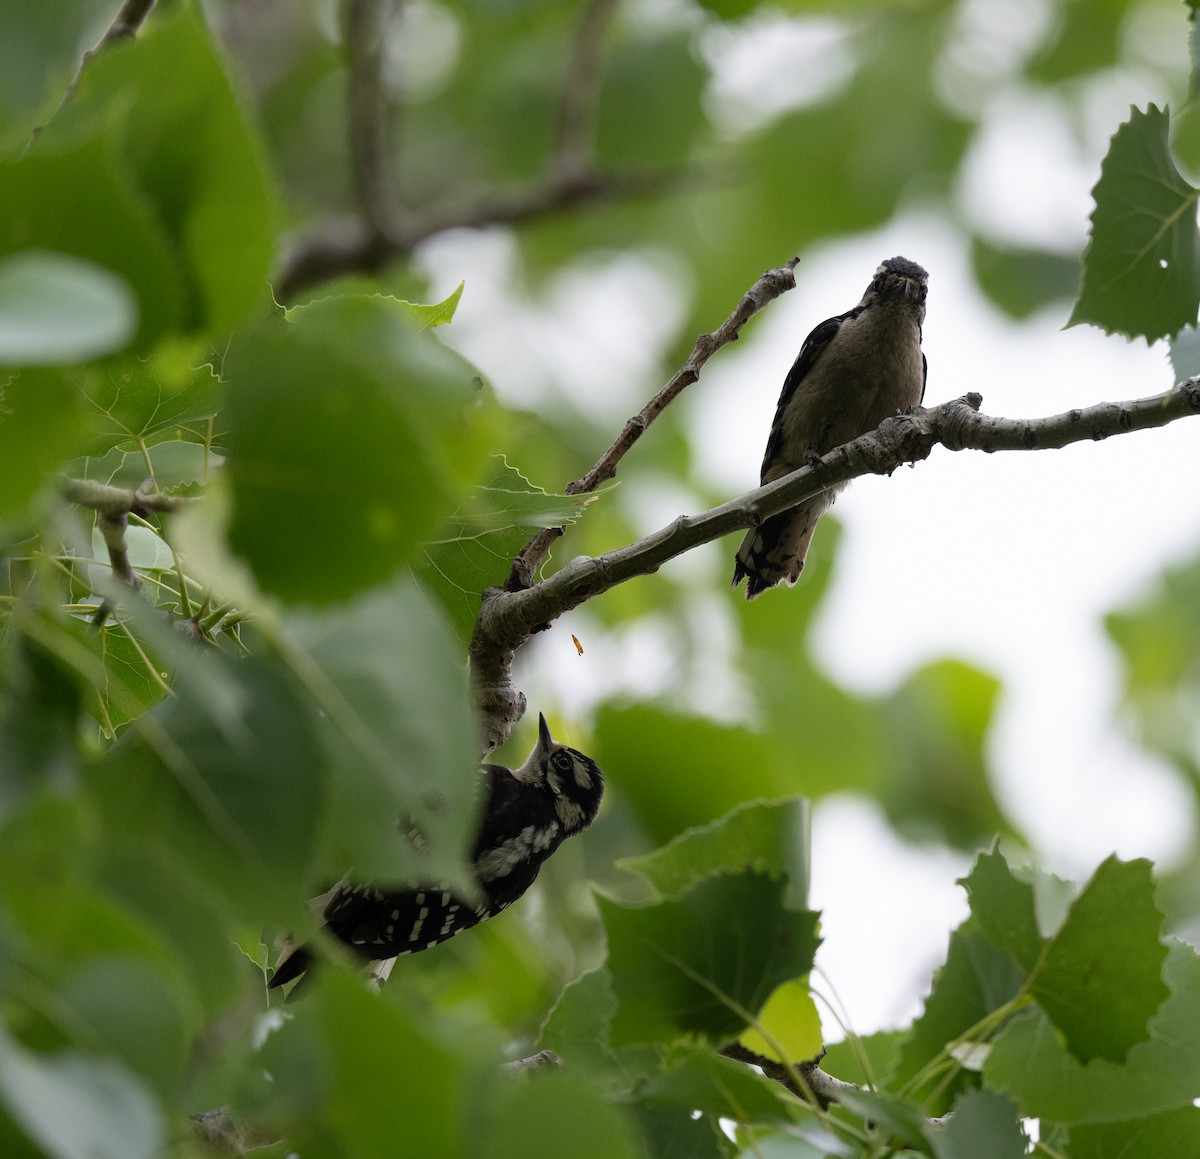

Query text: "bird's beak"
[538, 712, 553, 752]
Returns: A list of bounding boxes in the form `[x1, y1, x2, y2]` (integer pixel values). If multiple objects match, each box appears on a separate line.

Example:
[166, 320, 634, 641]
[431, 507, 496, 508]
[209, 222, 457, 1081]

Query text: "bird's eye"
[551, 751, 573, 773]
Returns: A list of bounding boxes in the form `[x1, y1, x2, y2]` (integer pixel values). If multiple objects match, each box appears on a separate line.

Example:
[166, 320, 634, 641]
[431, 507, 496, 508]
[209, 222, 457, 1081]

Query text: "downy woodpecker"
[733, 256, 928, 598]
[269, 714, 603, 989]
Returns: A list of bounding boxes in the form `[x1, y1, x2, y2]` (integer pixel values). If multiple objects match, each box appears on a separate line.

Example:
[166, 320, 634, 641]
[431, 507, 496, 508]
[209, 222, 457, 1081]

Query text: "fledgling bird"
[269, 714, 604, 990]
[733, 256, 928, 599]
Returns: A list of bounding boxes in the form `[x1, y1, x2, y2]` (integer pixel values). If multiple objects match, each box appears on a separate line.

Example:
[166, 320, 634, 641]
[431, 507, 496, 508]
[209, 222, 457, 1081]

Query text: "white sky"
[417, 2, 1200, 1036]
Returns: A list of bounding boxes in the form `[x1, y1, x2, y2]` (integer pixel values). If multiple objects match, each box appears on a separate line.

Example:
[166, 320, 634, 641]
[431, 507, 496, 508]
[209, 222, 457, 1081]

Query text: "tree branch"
[25, 0, 158, 153]
[472, 381, 1200, 751]
[719, 1043, 858, 1110]
[275, 166, 677, 301]
[506, 256, 802, 590]
[273, 0, 669, 301]
[59, 476, 188, 591]
[341, 0, 403, 246]
[101, 0, 158, 43]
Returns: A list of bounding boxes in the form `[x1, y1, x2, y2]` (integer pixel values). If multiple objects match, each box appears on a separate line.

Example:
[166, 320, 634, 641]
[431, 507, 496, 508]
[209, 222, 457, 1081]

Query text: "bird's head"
[512, 713, 605, 833]
[866, 256, 928, 315]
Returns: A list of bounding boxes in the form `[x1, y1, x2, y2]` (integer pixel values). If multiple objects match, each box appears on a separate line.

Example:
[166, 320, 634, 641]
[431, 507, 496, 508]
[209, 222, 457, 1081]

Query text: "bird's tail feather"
[732, 496, 833, 599]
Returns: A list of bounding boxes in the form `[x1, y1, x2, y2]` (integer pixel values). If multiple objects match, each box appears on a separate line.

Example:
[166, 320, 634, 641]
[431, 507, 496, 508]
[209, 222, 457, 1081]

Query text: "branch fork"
[472, 375, 1200, 752]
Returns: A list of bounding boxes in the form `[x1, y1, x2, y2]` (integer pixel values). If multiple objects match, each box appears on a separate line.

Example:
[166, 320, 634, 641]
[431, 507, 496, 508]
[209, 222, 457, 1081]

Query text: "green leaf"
[390, 281, 464, 328]
[691, 0, 759, 17]
[97, 850, 243, 1016]
[480, 1068, 644, 1159]
[222, 296, 485, 605]
[539, 967, 624, 1076]
[283, 577, 479, 889]
[0, 620, 84, 821]
[59, 615, 172, 739]
[735, 6, 971, 271]
[1105, 550, 1200, 777]
[960, 848, 1042, 972]
[80, 350, 222, 454]
[970, 238, 1081, 321]
[592, 707, 799, 846]
[1067, 1106, 1200, 1157]
[601, 871, 821, 1046]
[596, 32, 707, 169]
[889, 921, 1024, 1112]
[878, 660, 1011, 849]
[618, 797, 810, 908]
[1070, 104, 1200, 341]
[836, 1088, 934, 1153]
[85, 650, 324, 920]
[58, 956, 194, 1103]
[639, 1046, 794, 1125]
[1027, 0, 1124, 84]
[738, 979, 822, 1065]
[420, 457, 599, 642]
[1029, 856, 1168, 1063]
[632, 1106, 733, 1159]
[1169, 323, 1200, 381]
[931, 1089, 1026, 1159]
[984, 942, 1200, 1124]
[0, 252, 135, 366]
[41, 5, 277, 332]
[258, 970, 469, 1155]
[0, 3, 105, 134]
[0, 1029, 163, 1159]
[1172, 98, 1200, 184]
[0, 368, 89, 519]
[0, 134, 181, 350]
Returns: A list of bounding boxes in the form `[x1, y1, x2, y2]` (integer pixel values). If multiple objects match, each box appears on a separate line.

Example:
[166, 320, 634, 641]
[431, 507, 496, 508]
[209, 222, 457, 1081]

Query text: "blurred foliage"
[0, 0, 1198, 1154]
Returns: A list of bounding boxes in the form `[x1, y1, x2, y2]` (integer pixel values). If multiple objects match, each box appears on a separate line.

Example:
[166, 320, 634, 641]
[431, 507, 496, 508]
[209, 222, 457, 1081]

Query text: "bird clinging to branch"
[733, 256, 929, 598]
[269, 714, 604, 990]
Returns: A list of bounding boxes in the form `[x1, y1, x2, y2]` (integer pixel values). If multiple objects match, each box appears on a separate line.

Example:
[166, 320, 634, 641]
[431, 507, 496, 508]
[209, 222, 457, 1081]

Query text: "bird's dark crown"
[867, 256, 928, 306]
[878, 256, 928, 281]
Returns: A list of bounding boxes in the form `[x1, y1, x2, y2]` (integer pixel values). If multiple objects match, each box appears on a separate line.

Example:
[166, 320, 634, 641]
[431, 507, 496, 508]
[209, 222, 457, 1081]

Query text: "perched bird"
[269, 714, 604, 990]
[733, 256, 928, 599]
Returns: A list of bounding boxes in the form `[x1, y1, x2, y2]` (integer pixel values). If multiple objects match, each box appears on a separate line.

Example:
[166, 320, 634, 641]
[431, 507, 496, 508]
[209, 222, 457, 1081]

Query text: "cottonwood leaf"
[619, 797, 810, 909]
[1071, 104, 1200, 340]
[960, 848, 1043, 972]
[984, 941, 1200, 1123]
[1029, 856, 1168, 1064]
[223, 296, 485, 604]
[889, 920, 1024, 1113]
[601, 871, 820, 1047]
[930, 1089, 1026, 1159]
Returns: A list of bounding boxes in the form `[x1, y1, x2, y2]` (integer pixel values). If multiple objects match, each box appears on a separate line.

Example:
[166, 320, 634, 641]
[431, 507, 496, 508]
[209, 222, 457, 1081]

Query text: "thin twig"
[506, 256, 802, 590]
[504, 1049, 561, 1075]
[25, 0, 158, 153]
[60, 475, 189, 592]
[471, 382, 1200, 751]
